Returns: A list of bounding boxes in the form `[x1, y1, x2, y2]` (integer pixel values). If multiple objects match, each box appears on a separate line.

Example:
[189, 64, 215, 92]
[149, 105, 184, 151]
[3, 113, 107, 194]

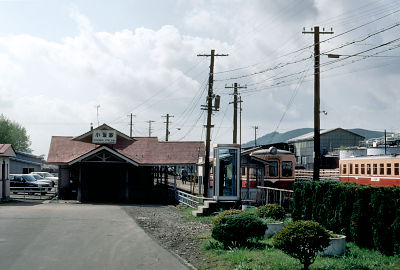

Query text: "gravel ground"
[123, 204, 212, 269]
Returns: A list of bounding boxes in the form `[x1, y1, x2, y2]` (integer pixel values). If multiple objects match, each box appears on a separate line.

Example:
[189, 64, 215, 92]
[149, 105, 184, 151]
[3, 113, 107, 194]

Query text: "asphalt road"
[0, 201, 188, 270]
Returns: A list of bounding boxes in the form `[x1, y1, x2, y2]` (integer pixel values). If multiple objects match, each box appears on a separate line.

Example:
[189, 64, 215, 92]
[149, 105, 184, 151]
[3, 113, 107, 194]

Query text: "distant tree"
[0, 114, 31, 152]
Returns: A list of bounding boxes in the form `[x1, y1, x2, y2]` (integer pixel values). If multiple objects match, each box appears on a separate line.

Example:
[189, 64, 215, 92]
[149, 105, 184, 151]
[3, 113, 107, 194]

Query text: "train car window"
[361, 164, 365, 174]
[395, 163, 399, 176]
[349, 163, 353, 174]
[373, 164, 377, 175]
[379, 164, 384, 175]
[387, 163, 392, 175]
[355, 164, 359, 174]
[282, 161, 293, 177]
[367, 164, 371, 175]
[342, 164, 347, 174]
[269, 161, 278, 177]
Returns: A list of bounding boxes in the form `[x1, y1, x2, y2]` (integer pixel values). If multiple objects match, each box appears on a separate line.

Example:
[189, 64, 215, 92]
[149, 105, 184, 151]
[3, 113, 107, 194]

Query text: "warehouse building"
[288, 128, 365, 169]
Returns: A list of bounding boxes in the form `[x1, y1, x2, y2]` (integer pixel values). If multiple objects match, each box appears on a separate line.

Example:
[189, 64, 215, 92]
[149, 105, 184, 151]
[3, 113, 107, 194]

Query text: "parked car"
[31, 173, 55, 187]
[10, 174, 51, 194]
[30, 172, 58, 185]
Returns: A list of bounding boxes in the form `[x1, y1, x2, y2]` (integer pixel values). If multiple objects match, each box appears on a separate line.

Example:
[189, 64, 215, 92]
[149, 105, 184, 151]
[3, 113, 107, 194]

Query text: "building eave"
[68, 146, 139, 166]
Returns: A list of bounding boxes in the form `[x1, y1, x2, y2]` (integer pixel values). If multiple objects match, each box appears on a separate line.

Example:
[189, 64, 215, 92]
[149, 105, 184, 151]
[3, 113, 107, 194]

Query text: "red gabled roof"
[47, 136, 98, 164]
[47, 136, 205, 165]
[0, 144, 16, 157]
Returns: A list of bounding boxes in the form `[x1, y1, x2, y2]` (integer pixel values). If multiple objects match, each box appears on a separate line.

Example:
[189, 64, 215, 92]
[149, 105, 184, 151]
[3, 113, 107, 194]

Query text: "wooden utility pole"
[226, 83, 247, 144]
[198, 49, 228, 198]
[162, 114, 174, 141]
[303, 26, 333, 181]
[239, 96, 243, 146]
[146, 120, 155, 137]
[253, 126, 259, 146]
[128, 113, 136, 137]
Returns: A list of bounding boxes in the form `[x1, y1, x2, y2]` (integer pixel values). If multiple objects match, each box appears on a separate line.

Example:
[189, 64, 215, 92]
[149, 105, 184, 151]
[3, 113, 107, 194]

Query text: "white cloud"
[0, 0, 399, 156]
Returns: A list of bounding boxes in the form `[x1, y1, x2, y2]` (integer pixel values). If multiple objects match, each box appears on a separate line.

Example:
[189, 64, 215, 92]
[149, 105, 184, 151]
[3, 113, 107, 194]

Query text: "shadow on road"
[0, 199, 44, 207]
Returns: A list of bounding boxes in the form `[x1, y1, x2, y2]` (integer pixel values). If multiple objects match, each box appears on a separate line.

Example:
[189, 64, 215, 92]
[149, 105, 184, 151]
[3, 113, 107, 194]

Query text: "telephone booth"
[213, 144, 241, 201]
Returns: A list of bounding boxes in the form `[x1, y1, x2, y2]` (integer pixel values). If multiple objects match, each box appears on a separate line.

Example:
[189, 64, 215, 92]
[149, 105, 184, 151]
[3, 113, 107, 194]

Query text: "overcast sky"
[0, 0, 399, 156]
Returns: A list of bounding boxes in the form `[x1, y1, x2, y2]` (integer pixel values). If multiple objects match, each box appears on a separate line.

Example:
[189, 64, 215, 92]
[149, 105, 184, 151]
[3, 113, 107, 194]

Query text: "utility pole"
[239, 96, 243, 146]
[252, 126, 259, 147]
[128, 113, 136, 137]
[303, 26, 333, 181]
[162, 114, 174, 141]
[384, 129, 387, 155]
[226, 83, 247, 144]
[146, 120, 155, 137]
[198, 49, 228, 198]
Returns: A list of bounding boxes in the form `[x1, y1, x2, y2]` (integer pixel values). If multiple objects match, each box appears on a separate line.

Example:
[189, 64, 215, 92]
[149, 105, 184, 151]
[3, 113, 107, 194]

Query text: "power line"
[108, 59, 206, 125]
[213, 7, 400, 80]
[177, 110, 205, 141]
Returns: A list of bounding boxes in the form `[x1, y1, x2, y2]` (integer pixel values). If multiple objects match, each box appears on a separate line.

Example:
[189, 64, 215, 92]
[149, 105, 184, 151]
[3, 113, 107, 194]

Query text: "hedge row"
[292, 181, 400, 255]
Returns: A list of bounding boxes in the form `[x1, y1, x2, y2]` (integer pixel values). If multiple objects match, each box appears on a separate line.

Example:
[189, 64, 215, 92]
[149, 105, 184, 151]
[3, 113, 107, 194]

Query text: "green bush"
[212, 209, 245, 225]
[292, 181, 400, 255]
[350, 185, 373, 248]
[392, 212, 400, 255]
[273, 220, 330, 270]
[211, 213, 267, 248]
[256, 204, 286, 221]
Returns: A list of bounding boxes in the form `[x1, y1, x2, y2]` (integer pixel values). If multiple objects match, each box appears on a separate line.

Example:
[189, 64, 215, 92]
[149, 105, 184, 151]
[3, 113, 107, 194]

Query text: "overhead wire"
[267, 57, 313, 143]
[177, 110, 205, 141]
[107, 58, 206, 124]
[211, 101, 231, 145]
[213, 7, 400, 79]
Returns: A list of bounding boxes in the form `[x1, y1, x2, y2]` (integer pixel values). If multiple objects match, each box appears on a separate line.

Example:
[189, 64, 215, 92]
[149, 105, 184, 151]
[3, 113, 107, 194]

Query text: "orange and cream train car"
[339, 155, 400, 186]
[209, 147, 296, 190]
[241, 148, 296, 190]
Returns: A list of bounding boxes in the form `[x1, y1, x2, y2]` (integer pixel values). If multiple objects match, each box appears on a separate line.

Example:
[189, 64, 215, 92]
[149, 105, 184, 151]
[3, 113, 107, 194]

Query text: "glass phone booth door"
[213, 145, 240, 201]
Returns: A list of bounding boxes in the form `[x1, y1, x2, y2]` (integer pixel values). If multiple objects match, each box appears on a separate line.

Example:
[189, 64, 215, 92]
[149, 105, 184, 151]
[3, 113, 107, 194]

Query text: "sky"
[0, 0, 399, 157]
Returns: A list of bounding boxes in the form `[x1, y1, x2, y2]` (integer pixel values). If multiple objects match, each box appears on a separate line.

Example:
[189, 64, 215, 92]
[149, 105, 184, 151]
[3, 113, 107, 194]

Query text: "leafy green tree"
[0, 114, 31, 152]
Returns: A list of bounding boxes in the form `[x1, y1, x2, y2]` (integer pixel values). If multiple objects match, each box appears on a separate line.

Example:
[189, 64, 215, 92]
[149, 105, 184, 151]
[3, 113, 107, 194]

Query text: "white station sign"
[92, 130, 117, 144]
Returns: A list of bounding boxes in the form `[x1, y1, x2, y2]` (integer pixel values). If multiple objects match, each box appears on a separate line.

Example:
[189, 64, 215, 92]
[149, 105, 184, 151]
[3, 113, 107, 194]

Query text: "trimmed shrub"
[350, 185, 373, 248]
[392, 212, 400, 255]
[273, 220, 330, 270]
[212, 209, 246, 225]
[256, 204, 286, 221]
[293, 181, 400, 255]
[371, 187, 397, 255]
[211, 213, 267, 248]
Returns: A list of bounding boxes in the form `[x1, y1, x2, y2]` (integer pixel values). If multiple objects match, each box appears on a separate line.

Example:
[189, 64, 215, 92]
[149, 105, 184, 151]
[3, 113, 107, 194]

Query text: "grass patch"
[176, 205, 400, 269]
[201, 238, 400, 270]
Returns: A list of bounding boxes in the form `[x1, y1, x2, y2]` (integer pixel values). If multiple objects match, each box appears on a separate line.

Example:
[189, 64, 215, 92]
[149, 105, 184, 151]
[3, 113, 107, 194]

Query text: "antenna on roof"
[95, 105, 100, 127]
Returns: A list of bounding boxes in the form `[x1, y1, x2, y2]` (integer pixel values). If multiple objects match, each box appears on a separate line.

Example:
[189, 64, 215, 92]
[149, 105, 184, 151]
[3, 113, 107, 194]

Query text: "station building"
[0, 144, 16, 201]
[47, 124, 205, 203]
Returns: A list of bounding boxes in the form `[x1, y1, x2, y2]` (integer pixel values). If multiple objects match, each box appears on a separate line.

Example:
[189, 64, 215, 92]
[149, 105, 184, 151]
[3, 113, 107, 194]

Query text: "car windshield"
[22, 175, 38, 182]
[43, 172, 54, 177]
[32, 174, 43, 180]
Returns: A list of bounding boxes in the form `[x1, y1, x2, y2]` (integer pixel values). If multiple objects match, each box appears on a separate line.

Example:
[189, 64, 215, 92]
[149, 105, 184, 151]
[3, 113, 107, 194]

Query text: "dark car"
[10, 174, 51, 194]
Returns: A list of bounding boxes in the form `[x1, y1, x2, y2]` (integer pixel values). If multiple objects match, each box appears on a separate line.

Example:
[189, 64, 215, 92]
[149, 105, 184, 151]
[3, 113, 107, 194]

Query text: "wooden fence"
[295, 169, 340, 181]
